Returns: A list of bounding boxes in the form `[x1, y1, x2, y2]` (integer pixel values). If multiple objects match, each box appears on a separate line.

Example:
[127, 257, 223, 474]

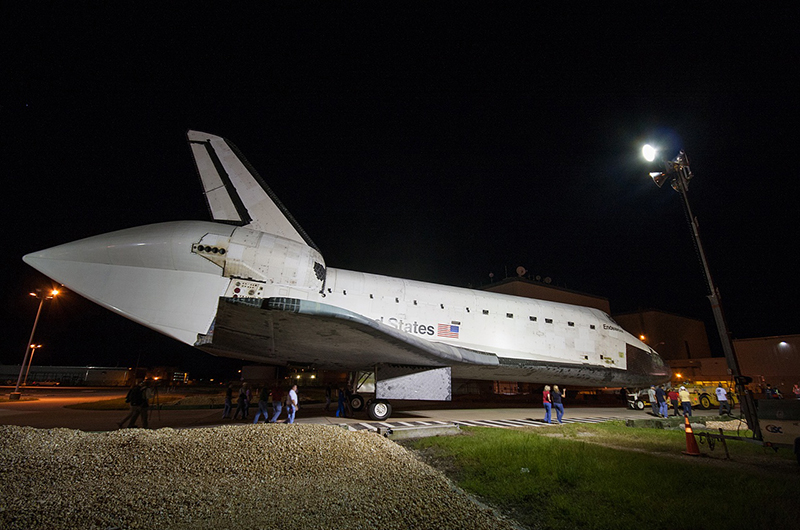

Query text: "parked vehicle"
[628, 381, 737, 410]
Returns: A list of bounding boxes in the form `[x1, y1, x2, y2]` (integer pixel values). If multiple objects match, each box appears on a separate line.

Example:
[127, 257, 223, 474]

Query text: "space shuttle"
[23, 130, 670, 420]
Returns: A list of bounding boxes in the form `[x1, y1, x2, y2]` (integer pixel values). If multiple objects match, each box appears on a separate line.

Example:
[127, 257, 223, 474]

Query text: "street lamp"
[23, 344, 43, 386]
[643, 145, 760, 437]
[10, 288, 59, 400]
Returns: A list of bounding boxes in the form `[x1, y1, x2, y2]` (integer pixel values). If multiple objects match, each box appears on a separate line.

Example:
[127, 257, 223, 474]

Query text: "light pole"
[643, 145, 760, 438]
[10, 289, 59, 401]
[23, 344, 43, 386]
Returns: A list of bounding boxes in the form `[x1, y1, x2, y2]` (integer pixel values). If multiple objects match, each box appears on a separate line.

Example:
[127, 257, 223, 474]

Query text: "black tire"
[350, 394, 365, 412]
[635, 400, 645, 410]
[699, 394, 712, 410]
[367, 400, 392, 421]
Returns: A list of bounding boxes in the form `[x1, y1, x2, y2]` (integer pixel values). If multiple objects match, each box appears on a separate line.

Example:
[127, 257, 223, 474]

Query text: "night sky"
[2, 5, 798, 376]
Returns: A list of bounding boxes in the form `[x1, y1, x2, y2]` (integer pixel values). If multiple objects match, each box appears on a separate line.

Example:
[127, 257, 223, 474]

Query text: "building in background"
[733, 335, 800, 397]
[0, 365, 132, 386]
[613, 310, 712, 361]
[482, 277, 610, 313]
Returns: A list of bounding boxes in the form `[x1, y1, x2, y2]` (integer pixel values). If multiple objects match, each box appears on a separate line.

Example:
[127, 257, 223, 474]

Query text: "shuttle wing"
[186, 130, 319, 252]
[197, 297, 500, 370]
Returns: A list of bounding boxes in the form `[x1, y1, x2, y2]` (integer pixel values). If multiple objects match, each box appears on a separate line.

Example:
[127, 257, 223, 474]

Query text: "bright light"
[50, 289, 59, 296]
[675, 373, 682, 378]
[639, 335, 646, 341]
[642, 144, 657, 162]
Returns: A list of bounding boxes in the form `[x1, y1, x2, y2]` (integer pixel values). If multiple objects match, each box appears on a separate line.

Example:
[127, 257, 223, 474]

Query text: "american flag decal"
[437, 323, 460, 338]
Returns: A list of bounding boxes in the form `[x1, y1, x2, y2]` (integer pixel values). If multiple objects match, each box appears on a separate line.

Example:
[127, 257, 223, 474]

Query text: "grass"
[554, 420, 786, 458]
[407, 424, 800, 530]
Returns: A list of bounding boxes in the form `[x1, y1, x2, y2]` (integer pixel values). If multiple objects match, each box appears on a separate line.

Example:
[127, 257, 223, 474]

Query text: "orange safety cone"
[682, 414, 701, 456]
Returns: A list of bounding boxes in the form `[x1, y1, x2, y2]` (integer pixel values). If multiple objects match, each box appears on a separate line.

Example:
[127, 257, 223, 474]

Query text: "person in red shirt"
[668, 388, 681, 416]
[542, 385, 552, 423]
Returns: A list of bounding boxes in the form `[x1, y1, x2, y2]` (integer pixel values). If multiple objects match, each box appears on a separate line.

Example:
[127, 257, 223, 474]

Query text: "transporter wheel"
[367, 400, 392, 421]
[350, 394, 365, 412]
[699, 394, 712, 410]
[635, 400, 645, 410]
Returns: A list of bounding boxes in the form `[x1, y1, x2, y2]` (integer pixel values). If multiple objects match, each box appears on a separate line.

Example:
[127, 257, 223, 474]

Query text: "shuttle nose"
[23, 221, 235, 345]
[23, 221, 224, 275]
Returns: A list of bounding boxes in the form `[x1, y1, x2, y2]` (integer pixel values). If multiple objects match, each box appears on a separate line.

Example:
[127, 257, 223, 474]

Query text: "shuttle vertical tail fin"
[186, 130, 318, 251]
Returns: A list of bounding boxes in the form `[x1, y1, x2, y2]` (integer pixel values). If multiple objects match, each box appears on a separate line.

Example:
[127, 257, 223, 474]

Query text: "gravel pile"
[0, 424, 515, 530]
[704, 419, 749, 431]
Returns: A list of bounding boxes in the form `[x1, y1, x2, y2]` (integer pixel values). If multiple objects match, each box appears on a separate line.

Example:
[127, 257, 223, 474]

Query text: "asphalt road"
[0, 387, 658, 432]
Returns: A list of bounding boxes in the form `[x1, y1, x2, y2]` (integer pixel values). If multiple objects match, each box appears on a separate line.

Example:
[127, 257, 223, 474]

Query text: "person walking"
[619, 387, 629, 408]
[242, 383, 251, 419]
[286, 384, 299, 424]
[336, 387, 346, 418]
[233, 385, 247, 420]
[715, 384, 730, 416]
[656, 385, 668, 418]
[269, 383, 284, 423]
[119, 380, 143, 428]
[793, 383, 800, 400]
[122, 380, 150, 428]
[648, 385, 658, 416]
[324, 384, 332, 412]
[222, 383, 233, 419]
[253, 387, 271, 424]
[344, 386, 354, 418]
[679, 386, 692, 417]
[542, 385, 552, 424]
[668, 387, 681, 416]
[552, 385, 566, 424]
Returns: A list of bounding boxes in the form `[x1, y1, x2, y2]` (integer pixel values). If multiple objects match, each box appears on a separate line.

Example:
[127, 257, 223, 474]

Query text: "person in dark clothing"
[344, 387, 353, 418]
[253, 387, 271, 424]
[121, 380, 149, 428]
[324, 384, 332, 412]
[552, 385, 566, 424]
[655, 385, 668, 418]
[233, 386, 247, 420]
[118, 381, 142, 428]
[242, 383, 251, 418]
[222, 384, 233, 419]
[336, 387, 346, 418]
